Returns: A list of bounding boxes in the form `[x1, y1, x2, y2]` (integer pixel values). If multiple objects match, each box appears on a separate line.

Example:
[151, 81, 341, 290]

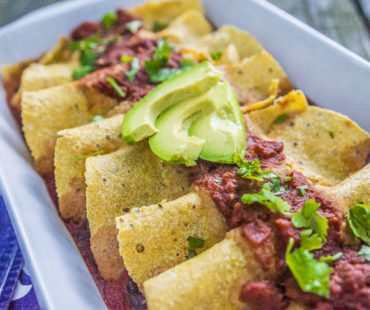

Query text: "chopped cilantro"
[72, 65, 95, 79]
[102, 12, 117, 29]
[284, 175, 294, 182]
[144, 39, 176, 82]
[327, 130, 334, 139]
[320, 252, 343, 263]
[286, 238, 332, 298]
[147, 67, 181, 83]
[297, 185, 308, 196]
[152, 21, 167, 32]
[71, 150, 104, 161]
[300, 229, 323, 251]
[187, 236, 205, 259]
[90, 115, 104, 123]
[214, 177, 222, 183]
[106, 77, 126, 97]
[347, 203, 370, 243]
[180, 58, 195, 70]
[80, 49, 98, 66]
[126, 20, 142, 33]
[274, 114, 289, 124]
[269, 176, 286, 195]
[241, 183, 291, 215]
[235, 158, 278, 182]
[210, 51, 222, 61]
[125, 58, 140, 82]
[358, 245, 370, 261]
[121, 55, 135, 63]
[292, 199, 328, 241]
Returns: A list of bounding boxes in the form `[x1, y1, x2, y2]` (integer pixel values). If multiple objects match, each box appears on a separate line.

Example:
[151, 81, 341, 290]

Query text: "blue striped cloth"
[0, 195, 40, 310]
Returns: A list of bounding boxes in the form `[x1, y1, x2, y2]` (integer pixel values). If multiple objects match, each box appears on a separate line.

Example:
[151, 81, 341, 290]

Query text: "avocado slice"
[121, 62, 222, 144]
[189, 84, 246, 163]
[148, 84, 226, 166]
[148, 83, 246, 166]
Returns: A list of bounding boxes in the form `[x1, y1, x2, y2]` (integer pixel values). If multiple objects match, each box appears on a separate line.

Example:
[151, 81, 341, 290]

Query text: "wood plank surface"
[269, 0, 370, 60]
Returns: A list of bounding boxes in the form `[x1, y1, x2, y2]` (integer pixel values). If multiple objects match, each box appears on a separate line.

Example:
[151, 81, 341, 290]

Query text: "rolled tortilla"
[144, 228, 265, 310]
[54, 114, 124, 221]
[246, 93, 370, 185]
[85, 142, 189, 280]
[116, 186, 227, 288]
[21, 64, 128, 175]
[219, 50, 292, 107]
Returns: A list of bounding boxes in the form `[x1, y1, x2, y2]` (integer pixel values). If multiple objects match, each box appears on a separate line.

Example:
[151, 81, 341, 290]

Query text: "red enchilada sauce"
[3, 9, 369, 310]
[189, 133, 370, 310]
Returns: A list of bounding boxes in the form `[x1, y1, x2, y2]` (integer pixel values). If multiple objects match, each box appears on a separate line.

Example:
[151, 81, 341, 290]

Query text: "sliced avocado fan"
[122, 62, 222, 144]
[149, 83, 246, 166]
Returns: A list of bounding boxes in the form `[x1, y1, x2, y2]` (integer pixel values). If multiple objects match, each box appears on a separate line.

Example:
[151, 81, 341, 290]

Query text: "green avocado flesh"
[121, 62, 222, 144]
[149, 83, 246, 166]
[189, 85, 246, 163]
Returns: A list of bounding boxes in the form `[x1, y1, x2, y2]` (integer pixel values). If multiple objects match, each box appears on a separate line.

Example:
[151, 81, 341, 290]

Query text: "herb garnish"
[152, 21, 167, 32]
[269, 176, 287, 195]
[210, 51, 223, 61]
[121, 55, 135, 63]
[126, 20, 142, 33]
[292, 199, 328, 241]
[274, 114, 289, 124]
[284, 175, 294, 182]
[125, 58, 140, 82]
[300, 229, 323, 251]
[90, 115, 104, 123]
[106, 77, 126, 97]
[187, 236, 205, 259]
[320, 252, 342, 263]
[297, 185, 308, 196]
[102, 12, 117, 29]
[327, 130, 334, 139]
[347, 203, 370, 243]
[358, 245, 370, 261]
[72, 65, 95, 79]
[242, 183, 291, 215]
[71, 150, 104, 161]
[286, 237, 332, 298]
[235, 158, 278, 182]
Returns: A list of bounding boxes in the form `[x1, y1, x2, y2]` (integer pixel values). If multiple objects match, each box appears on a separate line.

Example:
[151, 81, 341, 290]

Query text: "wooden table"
[0, 0, 369, 60]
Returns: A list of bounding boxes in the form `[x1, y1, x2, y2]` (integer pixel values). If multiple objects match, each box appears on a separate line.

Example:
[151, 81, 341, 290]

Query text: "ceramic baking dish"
[0, 0, 369, 309]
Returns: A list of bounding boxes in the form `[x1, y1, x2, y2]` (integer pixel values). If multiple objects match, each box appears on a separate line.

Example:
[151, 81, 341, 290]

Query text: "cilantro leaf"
[106, 77, 126, 97]
[327, 130, 334, 139]
[187, 236, 205, 259]
[90, 115, 104, 123]
[297, 185, 308, 196]
[152, 21, 167, 32]
[292, 199, 328, 241]
[274, 114, 289, 124]
[242, 183, 291, 215]
[320, 252, 342, 263]
[71, 150, 104, 161]
[358, 245, 370, 261]
[144, 39, 175, 82]
[210, 51, 222, 61]
[147, 68, 181, 83]
[72, 65, 95, 79]
[102, 12, 117, 29]
[347, 203, 370, 243]
[125, 58, 140, 82]
[269, 176, 286, 195]
[284, 175, 294, 182]
[286, 238, 332, 298]
[121, 55, 135, 63]
[126, 20, 142, 33]
[235, 159, 278, 182]
[300, 229, 323, 251]
[180, 58, 195, 70]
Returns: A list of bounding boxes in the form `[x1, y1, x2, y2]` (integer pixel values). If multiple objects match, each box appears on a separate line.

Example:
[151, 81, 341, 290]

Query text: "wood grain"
[269, 0, 370, 60]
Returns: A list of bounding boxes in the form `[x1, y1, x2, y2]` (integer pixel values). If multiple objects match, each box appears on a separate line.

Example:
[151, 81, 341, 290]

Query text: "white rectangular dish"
[0, 0, 369, 309]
